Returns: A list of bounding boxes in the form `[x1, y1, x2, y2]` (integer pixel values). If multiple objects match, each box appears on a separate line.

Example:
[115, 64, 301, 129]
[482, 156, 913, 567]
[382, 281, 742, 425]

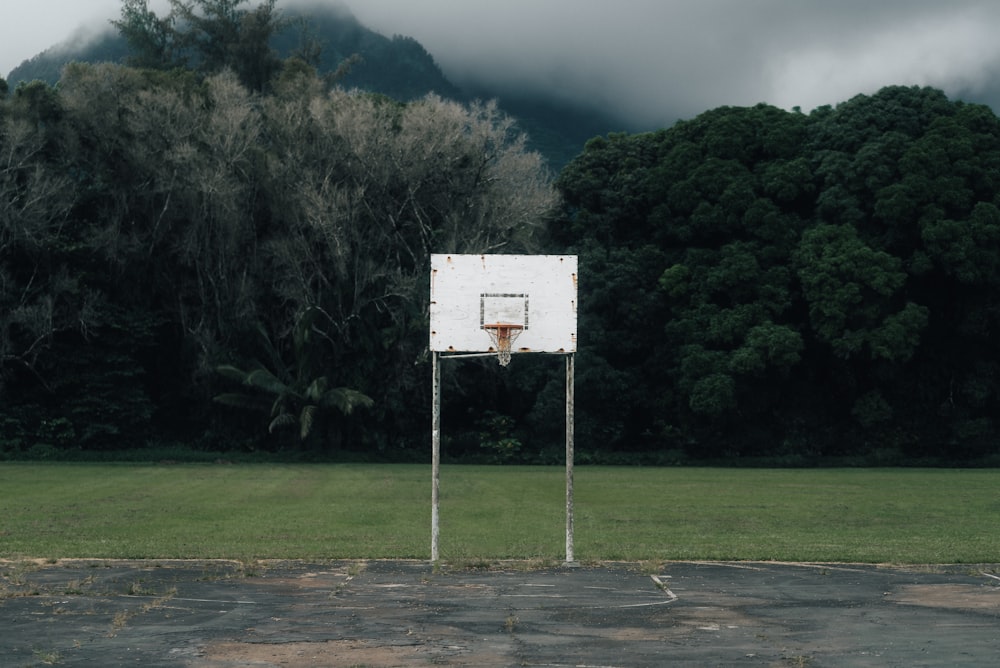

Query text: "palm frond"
[303, 376, 329, 402]
[268, 412, 298, 434]
[253, 323, 285, 375]
[246, 368, 291, 396]
[320, 387, 374, 415]
[215, 364, 250, 383]
[300, 404, 317, 440]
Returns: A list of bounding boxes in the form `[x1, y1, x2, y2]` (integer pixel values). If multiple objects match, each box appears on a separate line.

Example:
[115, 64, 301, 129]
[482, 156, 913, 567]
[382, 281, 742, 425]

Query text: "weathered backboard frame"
[429, 254, 578, 564]
[430, 254, 577, 356]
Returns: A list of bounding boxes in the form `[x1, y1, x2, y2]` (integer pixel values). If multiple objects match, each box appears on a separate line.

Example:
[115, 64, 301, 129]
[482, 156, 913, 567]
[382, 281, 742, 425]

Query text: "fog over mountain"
[348, 0, 1000, 128]
[5, 0, 1000, 130]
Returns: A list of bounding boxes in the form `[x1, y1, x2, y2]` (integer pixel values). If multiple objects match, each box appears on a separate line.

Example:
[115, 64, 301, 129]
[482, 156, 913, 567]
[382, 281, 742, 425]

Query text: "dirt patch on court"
[198, 639, 450, 668]
[893, 582, 1000, 610]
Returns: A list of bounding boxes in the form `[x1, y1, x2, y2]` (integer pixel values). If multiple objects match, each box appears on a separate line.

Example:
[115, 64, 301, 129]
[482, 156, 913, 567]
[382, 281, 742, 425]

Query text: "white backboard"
[430, 254, 577, 354]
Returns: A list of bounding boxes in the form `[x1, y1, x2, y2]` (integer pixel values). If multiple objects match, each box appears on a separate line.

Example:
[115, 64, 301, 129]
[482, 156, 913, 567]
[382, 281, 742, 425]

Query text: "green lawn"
[1, 463, 997, 563]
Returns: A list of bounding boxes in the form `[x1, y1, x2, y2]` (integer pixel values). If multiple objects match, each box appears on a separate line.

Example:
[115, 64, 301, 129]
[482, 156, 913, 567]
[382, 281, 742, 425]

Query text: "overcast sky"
[5, 0, 1000, 128]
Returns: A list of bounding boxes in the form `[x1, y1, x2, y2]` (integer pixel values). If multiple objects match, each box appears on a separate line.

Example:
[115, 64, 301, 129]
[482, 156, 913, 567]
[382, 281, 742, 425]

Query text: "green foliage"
[0, 324, 157, 454]
[111, 0, 286, 92]
[214, 364, 373, 443]
[555, 86, 1000, 459]
[793, 223, 926, 361]
[688, 372, 736, 416]
[113, 0, 181, 70]
[213, 309, 374, 448]
[10, 80, 63, 128]
[729, 323, 803, 374]
[475, 411, 523, 464]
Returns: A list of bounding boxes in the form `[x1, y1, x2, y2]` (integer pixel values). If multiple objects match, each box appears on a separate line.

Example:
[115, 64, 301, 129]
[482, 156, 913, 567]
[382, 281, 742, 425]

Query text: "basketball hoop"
[483, 323, 523, 366]
[429, 254, 579, 564]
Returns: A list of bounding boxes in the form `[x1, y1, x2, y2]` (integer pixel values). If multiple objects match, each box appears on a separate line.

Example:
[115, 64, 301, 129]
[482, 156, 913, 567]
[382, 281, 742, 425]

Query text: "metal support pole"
[431, 351, 441, 562]
[565, 353, 575, 564]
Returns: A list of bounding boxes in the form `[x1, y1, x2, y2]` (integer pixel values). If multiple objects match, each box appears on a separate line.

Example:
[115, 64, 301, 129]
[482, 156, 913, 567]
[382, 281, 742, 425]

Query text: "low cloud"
[346, 0, 1000, 127]
[766, 7, 1000, 111]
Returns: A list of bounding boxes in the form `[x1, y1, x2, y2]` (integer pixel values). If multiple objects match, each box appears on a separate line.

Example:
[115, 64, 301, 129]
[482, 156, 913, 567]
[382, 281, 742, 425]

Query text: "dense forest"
[558, 90, 1000, 465]
[2, 1, 1000, 464]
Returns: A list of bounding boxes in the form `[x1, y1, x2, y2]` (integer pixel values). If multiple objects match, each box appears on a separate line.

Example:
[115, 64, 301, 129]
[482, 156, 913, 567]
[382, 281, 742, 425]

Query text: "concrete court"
[1, 558, 999, 667]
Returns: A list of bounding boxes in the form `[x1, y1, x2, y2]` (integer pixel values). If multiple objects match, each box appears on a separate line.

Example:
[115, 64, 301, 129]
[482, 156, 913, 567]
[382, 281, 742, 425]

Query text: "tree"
[0, 79, 159, 453]
[553, 106, 813, 456]
[113, 0, 182, 70]
[555, 87, 1000, 460]
[113, 0, 287, 91]
[0, 100, 77, 390]
[793, 223, 926, 362]
[258, 87, 556, 448]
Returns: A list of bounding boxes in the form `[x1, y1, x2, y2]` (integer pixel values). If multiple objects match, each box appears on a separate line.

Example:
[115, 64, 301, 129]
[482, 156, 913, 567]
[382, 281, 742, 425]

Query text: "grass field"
[1, 463, 997, 564]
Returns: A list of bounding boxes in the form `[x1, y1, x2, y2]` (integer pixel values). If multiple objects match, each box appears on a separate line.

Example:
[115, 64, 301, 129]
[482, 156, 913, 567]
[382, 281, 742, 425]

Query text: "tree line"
[2, 0, 999, 464]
